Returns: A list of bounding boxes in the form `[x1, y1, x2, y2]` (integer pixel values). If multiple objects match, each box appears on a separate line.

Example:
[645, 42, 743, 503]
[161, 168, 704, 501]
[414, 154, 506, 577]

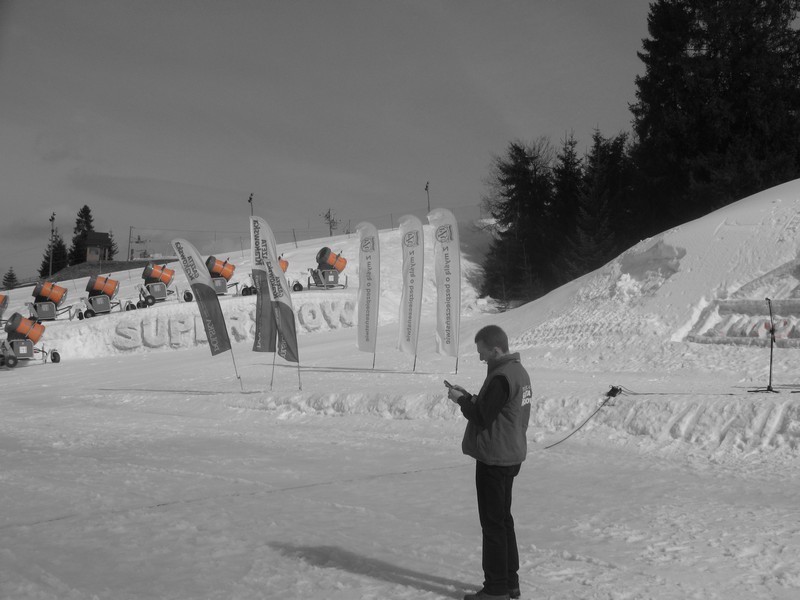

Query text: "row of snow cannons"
[0, 293, 60, 369]
[0, 248, 348, 368]
[24, 256, 248, 324]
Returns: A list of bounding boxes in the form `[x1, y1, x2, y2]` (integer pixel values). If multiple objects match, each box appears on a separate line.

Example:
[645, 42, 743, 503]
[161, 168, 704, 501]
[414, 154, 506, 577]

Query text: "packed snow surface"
[3, 181, 800, 599]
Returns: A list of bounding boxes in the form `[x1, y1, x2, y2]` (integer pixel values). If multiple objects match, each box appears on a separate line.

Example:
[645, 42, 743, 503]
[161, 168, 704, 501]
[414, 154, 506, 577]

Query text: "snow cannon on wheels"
[206, 256, 241, 296]
[77, 274, 133, 319]
[27, 281, 77, 321]
[0, 312, 60, 368]
[306, 247, 348, 290]
[136, 263, 193, 306]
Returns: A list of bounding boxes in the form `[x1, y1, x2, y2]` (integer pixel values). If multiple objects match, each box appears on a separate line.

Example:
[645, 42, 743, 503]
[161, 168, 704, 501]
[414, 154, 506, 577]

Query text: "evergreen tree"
[68, 205, 95, 265]
[38, 230, 69, 278]
[564, 131, 619, 276]
[108, 229, 119, 260]
[2, 267, 19, 290]
[631, 0, 800, 233]
[597, 131, 635, 253]
[552, 133, 584, 283]
[481, 138, 556, 302]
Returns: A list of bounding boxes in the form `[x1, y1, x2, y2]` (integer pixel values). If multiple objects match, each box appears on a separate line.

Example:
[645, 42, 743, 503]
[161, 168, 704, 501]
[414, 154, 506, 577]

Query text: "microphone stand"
[748, 297, 778, 393]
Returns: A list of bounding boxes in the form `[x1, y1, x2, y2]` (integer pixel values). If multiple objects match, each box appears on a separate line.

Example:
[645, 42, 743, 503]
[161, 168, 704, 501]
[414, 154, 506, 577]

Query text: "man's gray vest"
[462, 353, 532, 466]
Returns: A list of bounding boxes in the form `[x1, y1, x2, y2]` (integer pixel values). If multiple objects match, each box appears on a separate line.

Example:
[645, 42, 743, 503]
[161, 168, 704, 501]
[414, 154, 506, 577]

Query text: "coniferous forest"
[481, 0, 800, 304]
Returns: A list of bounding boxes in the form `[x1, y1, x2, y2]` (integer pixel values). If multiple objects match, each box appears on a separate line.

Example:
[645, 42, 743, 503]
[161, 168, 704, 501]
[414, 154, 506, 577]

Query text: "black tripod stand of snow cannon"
[748, 297, 778, 393]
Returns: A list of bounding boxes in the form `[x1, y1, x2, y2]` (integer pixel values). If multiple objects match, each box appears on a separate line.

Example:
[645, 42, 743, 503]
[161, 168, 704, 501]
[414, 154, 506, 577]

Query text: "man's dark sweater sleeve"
[456, 376, 510, 429]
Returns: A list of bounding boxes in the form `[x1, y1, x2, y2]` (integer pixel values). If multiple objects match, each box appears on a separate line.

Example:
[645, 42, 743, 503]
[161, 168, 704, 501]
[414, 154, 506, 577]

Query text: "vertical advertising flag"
[427, 208, 461, 357]
[250, 219, 278, 354]
[356, 222, 380, 353]
[397, 215, 424, 355]
[250, 216, 300, 363]
[171, 238, 232, 356]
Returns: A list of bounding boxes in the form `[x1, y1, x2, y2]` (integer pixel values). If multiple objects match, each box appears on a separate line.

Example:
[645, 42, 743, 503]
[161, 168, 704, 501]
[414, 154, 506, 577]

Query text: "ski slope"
[3, 182, 800, 599]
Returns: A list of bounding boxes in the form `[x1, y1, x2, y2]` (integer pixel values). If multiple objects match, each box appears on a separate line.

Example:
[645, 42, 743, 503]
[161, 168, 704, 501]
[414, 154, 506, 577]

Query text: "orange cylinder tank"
[4, 312, 45, 344]
[316, 247, 347, 272]
[33, 282, 68, 306]
[206, 256, 235, 281]
[86, 275, 120, 299]
[142, 264, 175, 286]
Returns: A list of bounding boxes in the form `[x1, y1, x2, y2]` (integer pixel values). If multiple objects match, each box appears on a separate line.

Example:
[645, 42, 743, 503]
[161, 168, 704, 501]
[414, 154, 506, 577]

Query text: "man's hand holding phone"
[445, 380, 468, 402]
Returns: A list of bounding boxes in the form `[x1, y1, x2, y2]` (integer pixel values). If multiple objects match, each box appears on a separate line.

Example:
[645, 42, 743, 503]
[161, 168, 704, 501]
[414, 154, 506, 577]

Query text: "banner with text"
[250, 216, 299, 363]
[397, 215, 424, 355]
[427, 208, 461, 357]
[250, 219, 278, 353]
[170, 238, 231, 356]
[356, 221, 380, 353]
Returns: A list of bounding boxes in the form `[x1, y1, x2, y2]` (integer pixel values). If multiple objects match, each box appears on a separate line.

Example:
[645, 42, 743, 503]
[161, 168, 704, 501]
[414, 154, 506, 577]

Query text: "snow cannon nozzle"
[606, 385, 622, 398]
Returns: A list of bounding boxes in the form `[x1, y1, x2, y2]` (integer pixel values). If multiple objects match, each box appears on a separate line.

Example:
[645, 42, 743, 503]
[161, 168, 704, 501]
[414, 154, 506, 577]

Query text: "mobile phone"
[444, 380, 453, 388]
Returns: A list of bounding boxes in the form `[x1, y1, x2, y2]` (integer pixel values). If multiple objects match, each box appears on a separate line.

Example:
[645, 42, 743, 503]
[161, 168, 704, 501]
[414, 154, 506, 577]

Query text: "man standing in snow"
[447, 325, 532, 600]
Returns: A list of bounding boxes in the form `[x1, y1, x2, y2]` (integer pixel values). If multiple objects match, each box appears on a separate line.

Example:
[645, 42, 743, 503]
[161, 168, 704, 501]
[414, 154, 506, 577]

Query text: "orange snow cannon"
[1, 311, 60, 367]
[4, 312, 45, 344]
[206, 256, 235, 281]
[316, 247, 347, 272]
[32, 281, 69, 307]
[142, 263, 175, 286]
[86, 275, 120, 299]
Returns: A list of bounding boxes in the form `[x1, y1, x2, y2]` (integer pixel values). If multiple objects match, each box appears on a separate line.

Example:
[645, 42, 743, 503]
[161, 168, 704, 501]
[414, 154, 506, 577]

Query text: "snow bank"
[3, 223, 494, 359]
[531, 388, 800, 455]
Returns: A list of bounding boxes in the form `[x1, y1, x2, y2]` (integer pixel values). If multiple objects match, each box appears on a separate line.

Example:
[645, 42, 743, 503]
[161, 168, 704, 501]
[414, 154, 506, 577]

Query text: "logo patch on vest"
[521, 385, 532, 406]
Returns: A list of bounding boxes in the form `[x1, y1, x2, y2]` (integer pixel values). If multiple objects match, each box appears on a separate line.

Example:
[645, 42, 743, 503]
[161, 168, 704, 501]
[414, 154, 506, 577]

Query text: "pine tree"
[108, 229, 119, 260]
[481, 138, 556, 302]
[552, 133, 584, 283]
[2, 267, 19, 290]
[38, 231, 69, 278]
[597, 132, 635, 254]
[563, 131, 620, 276]
[631, 0, 800, 232]
[68, 205, 95, 266]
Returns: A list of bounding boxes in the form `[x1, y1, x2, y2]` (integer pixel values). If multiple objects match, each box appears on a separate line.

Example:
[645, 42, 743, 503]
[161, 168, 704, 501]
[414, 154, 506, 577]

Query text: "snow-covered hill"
[3, 185, 800, 599]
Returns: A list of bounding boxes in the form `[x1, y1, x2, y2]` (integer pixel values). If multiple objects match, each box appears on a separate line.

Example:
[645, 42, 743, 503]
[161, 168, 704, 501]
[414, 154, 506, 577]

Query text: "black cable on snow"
[544, 386, 622, 450]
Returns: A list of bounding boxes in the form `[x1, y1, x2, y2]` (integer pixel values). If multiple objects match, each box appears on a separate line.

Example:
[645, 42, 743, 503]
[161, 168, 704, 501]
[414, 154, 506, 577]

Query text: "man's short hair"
[474, 325, 509, 353]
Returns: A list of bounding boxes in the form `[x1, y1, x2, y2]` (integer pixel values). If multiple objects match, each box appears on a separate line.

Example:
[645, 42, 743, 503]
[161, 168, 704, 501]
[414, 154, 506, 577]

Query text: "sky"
[0, 0, 651, 280]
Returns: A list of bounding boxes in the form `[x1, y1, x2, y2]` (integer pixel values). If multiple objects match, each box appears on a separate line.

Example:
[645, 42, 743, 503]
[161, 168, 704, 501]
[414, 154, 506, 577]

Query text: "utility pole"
[127, 226, 133, 261]
[48, 212, 56, 277]
[425, 181, 430, 213]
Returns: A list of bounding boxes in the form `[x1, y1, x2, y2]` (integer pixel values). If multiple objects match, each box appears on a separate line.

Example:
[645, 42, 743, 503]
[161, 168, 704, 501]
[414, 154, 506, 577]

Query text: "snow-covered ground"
[3, 182, 800, 599]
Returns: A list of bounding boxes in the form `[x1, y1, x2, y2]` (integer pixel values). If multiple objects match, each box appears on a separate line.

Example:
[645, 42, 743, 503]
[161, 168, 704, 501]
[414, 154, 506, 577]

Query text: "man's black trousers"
[475, 461, 522, 596]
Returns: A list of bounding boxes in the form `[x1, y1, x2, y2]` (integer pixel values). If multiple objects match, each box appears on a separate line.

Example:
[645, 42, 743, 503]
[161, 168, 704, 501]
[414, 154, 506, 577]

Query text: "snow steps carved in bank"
[688, 256, 800, 347]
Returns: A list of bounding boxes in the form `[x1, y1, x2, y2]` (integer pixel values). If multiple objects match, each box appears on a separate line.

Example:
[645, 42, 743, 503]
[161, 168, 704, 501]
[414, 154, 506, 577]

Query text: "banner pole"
[455, 356, 459, 375]
[296, 362, 302, 390]
[230, 348, 244, 391]
[372, 351, 376, 370]
[270, 351, 277, 391]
